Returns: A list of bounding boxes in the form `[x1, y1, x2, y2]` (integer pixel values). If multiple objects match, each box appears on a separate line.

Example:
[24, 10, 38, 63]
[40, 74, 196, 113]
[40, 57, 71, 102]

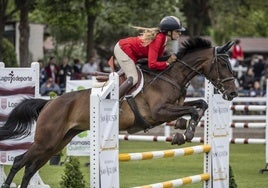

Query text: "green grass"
[3, 142, 268, 188]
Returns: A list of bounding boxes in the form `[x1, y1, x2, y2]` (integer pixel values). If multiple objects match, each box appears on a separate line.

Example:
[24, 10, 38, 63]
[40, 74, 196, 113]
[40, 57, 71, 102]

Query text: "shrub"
[60, 157, 86, 188]
[2, 38, 17, 67]
[229, 165, 237, 188]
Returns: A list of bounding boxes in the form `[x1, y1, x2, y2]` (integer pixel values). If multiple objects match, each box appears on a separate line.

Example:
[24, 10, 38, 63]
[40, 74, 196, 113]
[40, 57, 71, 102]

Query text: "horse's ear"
[217, 41, 235, 53]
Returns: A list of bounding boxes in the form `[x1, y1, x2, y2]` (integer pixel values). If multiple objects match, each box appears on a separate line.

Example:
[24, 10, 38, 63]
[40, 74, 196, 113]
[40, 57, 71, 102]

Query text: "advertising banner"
[65, 80, 92, 156]
[0, 63, 38, 165]
[99, 99, 119, 187]
[211, 94, 230, 187]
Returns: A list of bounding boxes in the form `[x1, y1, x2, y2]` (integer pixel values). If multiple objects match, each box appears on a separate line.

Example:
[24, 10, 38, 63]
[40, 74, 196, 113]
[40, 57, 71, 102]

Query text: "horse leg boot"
[119, 77, 133, 98]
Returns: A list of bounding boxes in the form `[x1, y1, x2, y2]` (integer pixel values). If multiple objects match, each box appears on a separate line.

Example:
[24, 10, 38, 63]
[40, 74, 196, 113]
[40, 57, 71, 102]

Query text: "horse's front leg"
[151, 103, 201, 145]
[173, 99, 208, 130]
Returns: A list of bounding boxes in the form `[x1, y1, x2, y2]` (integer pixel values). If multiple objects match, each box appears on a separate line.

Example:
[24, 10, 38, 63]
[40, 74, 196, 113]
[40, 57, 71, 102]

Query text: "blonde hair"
[132, 26, 160, 46]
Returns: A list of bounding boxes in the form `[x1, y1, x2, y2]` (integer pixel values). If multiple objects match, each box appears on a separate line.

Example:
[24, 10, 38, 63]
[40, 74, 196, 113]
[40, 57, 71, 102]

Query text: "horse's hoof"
[184, 131, 194, 142]
[174, 118, 187, 130]
[184, 120, 196, 141]
[171, 133, 185, 145]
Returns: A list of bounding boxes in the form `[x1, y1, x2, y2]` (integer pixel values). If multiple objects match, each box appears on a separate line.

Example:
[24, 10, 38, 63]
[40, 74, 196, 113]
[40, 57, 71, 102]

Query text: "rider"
[114, 16, 186, 99]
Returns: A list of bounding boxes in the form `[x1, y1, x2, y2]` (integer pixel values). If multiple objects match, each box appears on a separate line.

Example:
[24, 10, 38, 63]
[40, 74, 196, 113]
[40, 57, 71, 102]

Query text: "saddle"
[91, 56, 144, 98]
[90, 56, 157, 134]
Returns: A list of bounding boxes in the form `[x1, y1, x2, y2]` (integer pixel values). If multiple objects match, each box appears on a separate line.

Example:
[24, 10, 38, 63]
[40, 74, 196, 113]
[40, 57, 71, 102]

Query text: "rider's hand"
[166, 54, 177, 65]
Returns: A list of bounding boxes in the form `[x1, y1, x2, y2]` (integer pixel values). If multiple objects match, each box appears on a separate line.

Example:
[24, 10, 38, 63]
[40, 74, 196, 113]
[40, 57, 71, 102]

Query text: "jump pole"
[90, 73, 119, 188]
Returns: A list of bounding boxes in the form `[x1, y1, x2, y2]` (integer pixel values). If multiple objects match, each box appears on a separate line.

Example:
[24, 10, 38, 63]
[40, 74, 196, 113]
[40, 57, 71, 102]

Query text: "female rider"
[114, 16, 186, 98]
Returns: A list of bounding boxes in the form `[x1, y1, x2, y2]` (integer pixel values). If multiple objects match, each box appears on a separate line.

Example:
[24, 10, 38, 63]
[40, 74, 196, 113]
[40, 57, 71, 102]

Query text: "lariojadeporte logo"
[1, 98, 7, 110]
[0, 71, 33, 84]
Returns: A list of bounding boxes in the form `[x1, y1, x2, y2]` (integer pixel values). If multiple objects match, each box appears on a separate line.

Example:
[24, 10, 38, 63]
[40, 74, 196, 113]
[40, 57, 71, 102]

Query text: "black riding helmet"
[159, 16, 186, 32]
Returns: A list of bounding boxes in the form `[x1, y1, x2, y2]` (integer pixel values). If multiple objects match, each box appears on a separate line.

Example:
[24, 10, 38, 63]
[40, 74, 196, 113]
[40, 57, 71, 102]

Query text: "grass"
[3, 141, 268, 188]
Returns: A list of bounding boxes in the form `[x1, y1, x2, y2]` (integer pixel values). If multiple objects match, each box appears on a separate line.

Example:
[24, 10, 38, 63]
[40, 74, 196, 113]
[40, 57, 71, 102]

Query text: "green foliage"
[2, 38, 17, 67]
[229, 165, 238, 188]
[12, 0, 268, 60]
[60, 157, 86, 188]
[36, 0, 86, 43]
[95, 0, 184, 45]
[208, 0, 268, 44]
[48, 91, 58, 99]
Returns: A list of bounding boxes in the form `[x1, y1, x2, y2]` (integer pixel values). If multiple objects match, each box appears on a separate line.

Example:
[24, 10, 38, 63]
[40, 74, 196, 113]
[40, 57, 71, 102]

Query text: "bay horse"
[0, 37, 237, 188]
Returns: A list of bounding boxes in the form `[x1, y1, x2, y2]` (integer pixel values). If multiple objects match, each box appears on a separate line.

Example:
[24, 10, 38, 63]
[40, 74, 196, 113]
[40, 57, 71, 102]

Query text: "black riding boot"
[119, 77, 133, 98]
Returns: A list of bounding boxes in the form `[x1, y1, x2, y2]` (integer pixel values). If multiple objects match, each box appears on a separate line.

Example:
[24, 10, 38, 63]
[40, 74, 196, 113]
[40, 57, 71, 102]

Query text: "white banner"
[90, 73, 119, 188]
[65, 80, 92, 156]
[0, 63, 38, 165]
[66, 131, 90, 156]
[99, 99, 119, 187]
[211, 94, 230, 187]
[65, 80, 92, 93]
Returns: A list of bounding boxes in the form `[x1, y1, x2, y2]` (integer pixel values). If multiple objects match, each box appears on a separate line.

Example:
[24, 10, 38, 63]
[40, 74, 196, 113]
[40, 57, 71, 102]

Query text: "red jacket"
[119, 32, 168, 70]
[232, 44, 244, 59]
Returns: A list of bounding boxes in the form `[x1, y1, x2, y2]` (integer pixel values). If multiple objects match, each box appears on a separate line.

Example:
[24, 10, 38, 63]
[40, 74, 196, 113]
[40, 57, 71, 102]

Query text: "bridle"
[175, 47, 235, 94]
[207, 48, 235, 93]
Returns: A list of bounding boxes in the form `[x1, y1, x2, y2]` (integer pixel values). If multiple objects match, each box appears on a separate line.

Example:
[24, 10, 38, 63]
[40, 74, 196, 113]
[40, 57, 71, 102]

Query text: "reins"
[140, 46, 235, 95]
[141, 63, 181, 90]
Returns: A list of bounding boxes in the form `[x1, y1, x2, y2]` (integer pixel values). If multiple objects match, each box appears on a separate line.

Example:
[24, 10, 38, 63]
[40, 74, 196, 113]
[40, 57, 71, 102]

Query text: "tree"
[94, 0, 185, 59]
[181, 0, 210, 37]
[0, 0, 18, 62]
[2, 37, 17, 67]
[36, 0, 89, 60]
[60, 157, 86, 188]
[208, 0, 268, 44]
[85, 0, 102, 60]
[15, 0, 36, 67]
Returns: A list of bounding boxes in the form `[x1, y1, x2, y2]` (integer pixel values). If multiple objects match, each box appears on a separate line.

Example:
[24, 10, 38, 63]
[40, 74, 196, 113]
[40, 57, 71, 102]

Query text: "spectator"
[40, 77, 61, 96]
[231, 39, 244, 65]
[190, 75, 205, 97]
[58, 57, 73, 92]
[238, 67, 255, 95]
[252, 55, 265, 81]
[249, 80, 263, 97]
[82, 57, 99, 79]
[45, 56, 59, 83]
[38, 59, 47, 87]
[73, 58, 83, 80]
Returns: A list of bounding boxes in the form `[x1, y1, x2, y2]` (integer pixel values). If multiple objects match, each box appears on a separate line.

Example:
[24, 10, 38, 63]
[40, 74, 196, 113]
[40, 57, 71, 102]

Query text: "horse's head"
[177, 37, 238, 101]
[206, 41, 238, 100]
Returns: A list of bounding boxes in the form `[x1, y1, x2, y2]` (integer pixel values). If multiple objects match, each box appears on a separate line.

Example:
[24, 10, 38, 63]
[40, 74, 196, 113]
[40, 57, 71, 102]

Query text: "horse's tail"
[0, 98, 49, 141]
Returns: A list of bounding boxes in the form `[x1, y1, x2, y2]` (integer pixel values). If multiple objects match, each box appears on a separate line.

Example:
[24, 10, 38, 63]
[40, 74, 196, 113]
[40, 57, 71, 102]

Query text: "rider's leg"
[119, 77, 133, 98]
[114, 42, 138, 98]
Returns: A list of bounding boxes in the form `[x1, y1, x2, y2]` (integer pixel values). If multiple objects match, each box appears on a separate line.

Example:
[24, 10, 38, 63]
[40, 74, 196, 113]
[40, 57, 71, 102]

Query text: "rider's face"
[171, 30, 182, 40]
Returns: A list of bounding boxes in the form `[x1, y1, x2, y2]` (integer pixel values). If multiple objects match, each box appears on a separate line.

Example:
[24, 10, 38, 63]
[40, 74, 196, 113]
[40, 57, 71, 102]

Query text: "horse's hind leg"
[1, 153, 26, 188]
[19, 156, 51, 188]
[19, 129, 83, 188]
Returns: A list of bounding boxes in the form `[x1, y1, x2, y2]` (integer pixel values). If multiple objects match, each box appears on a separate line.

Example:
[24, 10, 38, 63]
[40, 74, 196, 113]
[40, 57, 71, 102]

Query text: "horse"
[0, 37, 237, 188]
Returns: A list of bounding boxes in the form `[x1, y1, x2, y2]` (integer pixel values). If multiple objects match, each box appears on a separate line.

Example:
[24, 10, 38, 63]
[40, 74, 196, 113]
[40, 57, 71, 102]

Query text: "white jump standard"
[90, 78, 230, 187]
